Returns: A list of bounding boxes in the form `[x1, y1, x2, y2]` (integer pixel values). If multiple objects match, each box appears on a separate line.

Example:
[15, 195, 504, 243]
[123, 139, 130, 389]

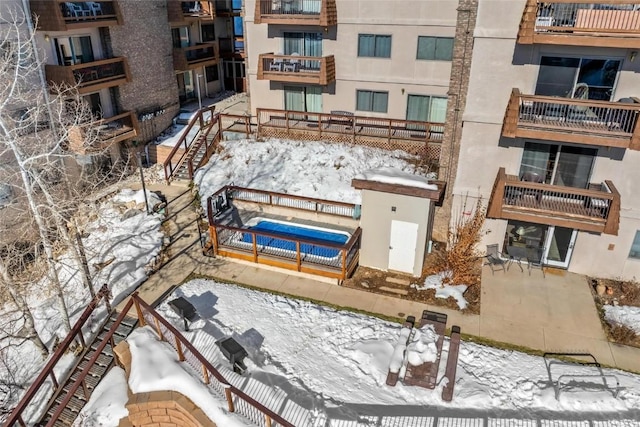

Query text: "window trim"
[355, 89, 389, 113]
[629, 230, 640, 260]
[416, 36, 454, 61]
[357, 34, 392, 58]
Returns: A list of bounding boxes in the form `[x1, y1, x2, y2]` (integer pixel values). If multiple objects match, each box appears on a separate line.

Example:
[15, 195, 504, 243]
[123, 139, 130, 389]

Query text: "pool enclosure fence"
[207, 185, 361, 280]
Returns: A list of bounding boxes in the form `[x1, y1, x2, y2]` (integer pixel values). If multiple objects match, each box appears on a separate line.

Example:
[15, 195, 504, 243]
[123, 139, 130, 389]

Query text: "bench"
[327, 110, 354, 128]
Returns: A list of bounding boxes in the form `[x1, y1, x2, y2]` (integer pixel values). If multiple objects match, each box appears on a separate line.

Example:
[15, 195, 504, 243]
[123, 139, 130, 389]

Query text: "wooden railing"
[3, 285, 113, 427]
[518, 0, 640, 48]
[487, 167, 620, 235]
[29, 0, 122, 31]
[207, 185, 360, 280]
[173, 42, 219, 71]
[502, 88, 640, 149]
[256, 108, 444, 158]
[168, 0, 215, 22]
[68, 111, 139, 154]
[132, 295, 295, 427]
[162, 105, 217, 182]
[254, 0, 337, 25]
[163, 111, 252, 182]
[44, 57, 130, 94]
[257, 53, 336, 85]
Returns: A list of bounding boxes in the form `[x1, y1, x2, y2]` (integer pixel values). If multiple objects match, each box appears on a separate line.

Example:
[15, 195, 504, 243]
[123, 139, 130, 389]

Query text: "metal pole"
[196, 74, 203, 111]
[136, 151, 150, 214]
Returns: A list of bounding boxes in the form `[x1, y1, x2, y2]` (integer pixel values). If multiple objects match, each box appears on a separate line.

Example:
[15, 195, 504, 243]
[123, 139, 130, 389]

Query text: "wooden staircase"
[37, 314, 137, 426]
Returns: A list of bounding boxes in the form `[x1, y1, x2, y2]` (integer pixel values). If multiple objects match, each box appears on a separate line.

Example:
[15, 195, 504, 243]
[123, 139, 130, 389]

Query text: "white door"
[542, 226, 577, 268]
[388, 220, 418, 273]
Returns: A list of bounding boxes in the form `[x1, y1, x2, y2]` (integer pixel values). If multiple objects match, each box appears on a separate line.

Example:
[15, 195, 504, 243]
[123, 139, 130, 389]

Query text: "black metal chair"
[485, 244, 507, 274]
[526, 245, 545, 277]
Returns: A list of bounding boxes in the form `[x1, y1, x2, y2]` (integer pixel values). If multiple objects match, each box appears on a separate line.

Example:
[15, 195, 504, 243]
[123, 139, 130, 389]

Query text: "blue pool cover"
[242, 220, 349, 259]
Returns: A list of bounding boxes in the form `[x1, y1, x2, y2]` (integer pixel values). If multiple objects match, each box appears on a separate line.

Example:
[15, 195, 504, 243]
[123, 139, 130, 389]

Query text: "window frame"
[355, 90, 389, 113]
[416, 36, 454, 61]
[629, 231, 640, 260]
[357, 34, 392, 58]
[205, 65, 219, 82]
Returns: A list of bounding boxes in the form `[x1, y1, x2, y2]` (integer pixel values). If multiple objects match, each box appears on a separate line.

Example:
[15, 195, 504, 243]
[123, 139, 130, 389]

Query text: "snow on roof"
[354, 167, 438, 190]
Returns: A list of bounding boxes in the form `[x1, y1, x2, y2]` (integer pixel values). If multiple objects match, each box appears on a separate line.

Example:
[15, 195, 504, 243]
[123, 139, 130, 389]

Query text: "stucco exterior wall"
[452, 0, 640, 280]
[359, 189, 433, 277]
[244, 0, 457, 118]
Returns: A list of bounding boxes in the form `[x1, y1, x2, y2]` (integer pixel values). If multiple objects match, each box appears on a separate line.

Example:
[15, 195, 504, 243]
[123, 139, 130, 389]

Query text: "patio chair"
[85, 2, 103, 15]
[269, 57, 284, 71]
[526, 245, 545, 277]
[485, 244, 507, 274]
[283, 53, 300, 72]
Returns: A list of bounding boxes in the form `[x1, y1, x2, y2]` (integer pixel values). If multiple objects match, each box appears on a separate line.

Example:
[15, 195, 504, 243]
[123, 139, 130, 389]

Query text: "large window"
[406, 95, 447, 123]
[356, 90, 388, 113]
[535, 56, 621, 101]
[205, 65, 219, 82]
[416, 36, 454, 61]
[358, 34, 391, 58]
[201, 23, 215, 42]
[630, 231, 640, 259]
[519, 142, 596, 189]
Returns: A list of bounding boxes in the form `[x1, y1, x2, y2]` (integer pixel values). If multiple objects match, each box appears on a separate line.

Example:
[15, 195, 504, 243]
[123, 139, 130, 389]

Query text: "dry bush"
[430, 196, 486, 287]
[609, 324, 638, 345]
[621, 280, 640, 303]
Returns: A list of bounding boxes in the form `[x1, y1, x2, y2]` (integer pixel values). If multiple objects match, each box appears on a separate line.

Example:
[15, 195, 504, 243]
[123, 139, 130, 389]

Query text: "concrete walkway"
[123, 182, 640, 374]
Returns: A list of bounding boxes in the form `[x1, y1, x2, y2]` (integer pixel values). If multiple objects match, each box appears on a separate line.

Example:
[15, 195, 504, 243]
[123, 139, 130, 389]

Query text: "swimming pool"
[239, 218, 351, 260]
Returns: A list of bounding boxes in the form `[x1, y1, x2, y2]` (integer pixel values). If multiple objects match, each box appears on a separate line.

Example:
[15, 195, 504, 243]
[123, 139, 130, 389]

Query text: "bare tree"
[0, 8, 130, 337]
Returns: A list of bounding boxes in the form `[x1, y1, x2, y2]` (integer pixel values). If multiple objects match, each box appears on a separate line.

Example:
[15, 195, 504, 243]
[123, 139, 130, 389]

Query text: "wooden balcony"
[487, 168, 620, 235]
[518, 1, 640, 48]
[254, 0, 337, 26]
[68, 111, 139, 154]
[29, 1, 122, 31]
[173, 43, 219, 71]
[168, 1, 215, 24]
[257, 54, 335, 85]
[44, 57, 130, 95]
[502, 88, 640, 149]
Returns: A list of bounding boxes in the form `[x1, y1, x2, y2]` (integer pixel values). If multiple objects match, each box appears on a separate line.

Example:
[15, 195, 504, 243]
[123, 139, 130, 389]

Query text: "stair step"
[80, 352, 113, 368]
[54, 394, 86, 412]
[46, 404, 80, 426]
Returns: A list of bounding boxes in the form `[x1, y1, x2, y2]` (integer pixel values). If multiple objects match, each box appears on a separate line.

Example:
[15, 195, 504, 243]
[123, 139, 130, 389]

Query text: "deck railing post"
[202, 363, 210, 384]
[265, 415, 273, 427]
[175, 337, 185, 361]
[224, 386, 235, 412]
[296, 242, 301, 271]
[154, 317, 164, 341]
[49, 371, 58, 389]
[252, 233, 258, 262]
[133, 294, 146, 327]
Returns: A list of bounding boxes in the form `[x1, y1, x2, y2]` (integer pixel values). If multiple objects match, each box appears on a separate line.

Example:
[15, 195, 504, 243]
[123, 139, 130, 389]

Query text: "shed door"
[388, 220, 418, 273]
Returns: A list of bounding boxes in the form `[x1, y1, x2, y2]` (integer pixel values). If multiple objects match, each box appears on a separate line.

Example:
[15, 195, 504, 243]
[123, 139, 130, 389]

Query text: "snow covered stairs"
[386, 310, 463, 401]
[38, 314, 137, 426]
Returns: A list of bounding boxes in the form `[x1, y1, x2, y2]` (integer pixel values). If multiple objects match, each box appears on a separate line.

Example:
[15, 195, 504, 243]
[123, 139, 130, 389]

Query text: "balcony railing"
[68, 111, 139, 154]
[487, 167, 620, 235]
[219, 37, 245, 57]
[257, 53, 335, 85]
[254, 0, 337, 26]
[518, 1, 640, 48]
[502, 88, 640, 149]
[173, 42, 219, 71]
[29, 1, 122, 31]
[168, 1, 215, 22]
[44, 57, 130, 94]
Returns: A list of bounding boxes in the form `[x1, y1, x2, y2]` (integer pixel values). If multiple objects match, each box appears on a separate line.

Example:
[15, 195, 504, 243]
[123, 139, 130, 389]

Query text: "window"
[205, 65, 219, 82]
[358, 34, 391, 58]
[417, 36, 454, 61]
[536, 56, 621, 101]
[356, 90, 388, 113]
[406, 95, 447, 123]
[201, 23, 215, 42]
[519, 142, 596, 189]
[630, 231, 640, 259]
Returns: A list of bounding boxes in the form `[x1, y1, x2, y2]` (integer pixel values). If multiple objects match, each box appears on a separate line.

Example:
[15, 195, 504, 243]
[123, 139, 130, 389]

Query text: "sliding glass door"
[535, 56, 621, 101]
[504, 220, 577, 269]
[284, 85, 322, 120]
[519, 142, 596, 189]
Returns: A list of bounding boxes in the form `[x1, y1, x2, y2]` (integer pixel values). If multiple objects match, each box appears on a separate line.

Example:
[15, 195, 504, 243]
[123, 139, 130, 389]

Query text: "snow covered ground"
[76, 279, 640, 426]
[3, 138, 640, 426]
[0, 189, 164, 421]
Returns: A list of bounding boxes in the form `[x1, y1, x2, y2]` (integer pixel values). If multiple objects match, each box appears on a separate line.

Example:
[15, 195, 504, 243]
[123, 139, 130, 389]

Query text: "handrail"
[132, 295, 295, 427]
[45, 298, 135, 427]
[162, 105, 217, 182]
[3, 285, 112, 427]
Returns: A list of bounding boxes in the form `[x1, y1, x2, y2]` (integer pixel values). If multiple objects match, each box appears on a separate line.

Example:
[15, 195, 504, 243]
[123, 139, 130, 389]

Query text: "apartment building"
[244, 0, 458, 124]
[451, 0, 640, 279]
